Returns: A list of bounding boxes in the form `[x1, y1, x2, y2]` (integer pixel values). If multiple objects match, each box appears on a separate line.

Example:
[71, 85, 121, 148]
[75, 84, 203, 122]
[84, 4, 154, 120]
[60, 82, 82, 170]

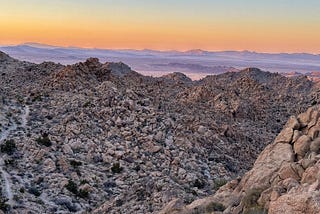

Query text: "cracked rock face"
[1, 51, 320, 213]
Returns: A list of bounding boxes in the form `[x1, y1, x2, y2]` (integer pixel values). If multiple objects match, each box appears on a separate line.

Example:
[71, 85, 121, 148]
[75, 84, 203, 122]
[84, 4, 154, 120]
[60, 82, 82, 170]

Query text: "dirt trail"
[0, 104, 29, 206]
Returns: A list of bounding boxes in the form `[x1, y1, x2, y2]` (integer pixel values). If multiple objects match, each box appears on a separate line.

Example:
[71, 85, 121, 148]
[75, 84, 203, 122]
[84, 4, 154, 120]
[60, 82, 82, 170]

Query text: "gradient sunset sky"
[1, 0, 320, 53]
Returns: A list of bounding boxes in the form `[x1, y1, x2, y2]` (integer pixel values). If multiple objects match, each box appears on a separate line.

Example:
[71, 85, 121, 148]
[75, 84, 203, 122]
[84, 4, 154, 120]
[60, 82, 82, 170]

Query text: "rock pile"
[161, 105, 320, 214]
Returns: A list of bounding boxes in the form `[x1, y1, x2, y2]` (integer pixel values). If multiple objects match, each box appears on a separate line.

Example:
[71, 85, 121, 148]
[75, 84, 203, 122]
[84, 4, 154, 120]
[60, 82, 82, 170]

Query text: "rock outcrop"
[161, 105, 320, 214]
[161, 72, 193, 83]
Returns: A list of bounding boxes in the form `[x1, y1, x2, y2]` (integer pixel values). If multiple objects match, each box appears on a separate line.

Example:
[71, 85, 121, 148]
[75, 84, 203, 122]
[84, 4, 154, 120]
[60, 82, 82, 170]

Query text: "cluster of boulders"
[1, 51, 320, 213]
[161, 105, 320, 214]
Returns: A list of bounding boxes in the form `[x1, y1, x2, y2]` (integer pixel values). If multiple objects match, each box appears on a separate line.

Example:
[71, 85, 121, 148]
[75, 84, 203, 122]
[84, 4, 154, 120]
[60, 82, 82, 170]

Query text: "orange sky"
[1, 0, 320, 53]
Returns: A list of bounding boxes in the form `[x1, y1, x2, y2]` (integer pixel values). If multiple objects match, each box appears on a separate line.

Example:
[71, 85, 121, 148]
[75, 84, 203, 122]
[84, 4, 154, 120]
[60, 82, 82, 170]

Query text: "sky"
[0, 0, 320, 53]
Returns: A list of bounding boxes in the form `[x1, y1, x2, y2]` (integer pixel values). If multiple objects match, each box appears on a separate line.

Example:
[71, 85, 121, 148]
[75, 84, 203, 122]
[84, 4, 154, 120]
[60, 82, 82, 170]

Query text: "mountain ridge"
[3, 42, 320, 56]
[2, 43, 320, 79]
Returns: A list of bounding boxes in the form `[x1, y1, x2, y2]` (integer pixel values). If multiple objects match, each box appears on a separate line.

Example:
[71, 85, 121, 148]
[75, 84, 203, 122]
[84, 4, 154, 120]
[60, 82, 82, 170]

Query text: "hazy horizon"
[1, 42, 320, 55]
[1, 0, 320, 53]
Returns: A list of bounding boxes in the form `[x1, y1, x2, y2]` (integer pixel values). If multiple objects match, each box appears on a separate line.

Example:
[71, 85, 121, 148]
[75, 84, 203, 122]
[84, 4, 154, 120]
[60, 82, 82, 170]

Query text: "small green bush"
[213, 178, 227, 191]
[111, 162, 123, 173]
[1, 139, 16, 155]
[65, 179, 78, 195]
[205, 202, 226, 212]
[243, 188, 263, 208]
[70, 160, 82, 168]
[242, 188, 267, 214]
[65, 179, 90, 199]
[36, 133, 52, 147]
[193, 179, 205, 189]
[4, 159, 16, 166]
[243, 206, 268, 214]
[83, 101, 91, 108]
[29, 187, 41, 197]
[32, 95, 42, 102]
[80, 179, 89, 185]
[78, 189, 89, 199]
[0, 197, 9, 212]
[19, 187, 25, 193]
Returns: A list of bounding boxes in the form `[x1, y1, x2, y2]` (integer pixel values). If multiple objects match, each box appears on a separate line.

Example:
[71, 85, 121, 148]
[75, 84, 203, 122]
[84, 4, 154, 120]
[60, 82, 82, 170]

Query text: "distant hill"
[1, 43, 320, 79]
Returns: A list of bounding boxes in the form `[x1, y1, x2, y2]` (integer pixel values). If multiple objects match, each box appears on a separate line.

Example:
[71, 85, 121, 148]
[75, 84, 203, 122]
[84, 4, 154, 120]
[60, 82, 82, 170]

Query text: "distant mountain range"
[1, 42, 320, 79]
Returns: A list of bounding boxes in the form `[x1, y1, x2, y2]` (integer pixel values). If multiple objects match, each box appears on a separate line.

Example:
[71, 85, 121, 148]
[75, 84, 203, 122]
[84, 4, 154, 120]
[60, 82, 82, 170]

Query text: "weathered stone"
[269, 190, 320, 214]
[275, 127, 294, 144]
[285, 116, 300, 130]
[236, 143, 294, 192]
[279, 163, 300, 180]
[62, 144, 73, 155]
[281, 178, 300, 192]
[310, 137, 320, 153]
[197, 125, 207, 134]
[43, 158, 56, 172]
[57, 158, 69, 173]
[307, 110, 320, 129]
[292, 130, 302, 144]
[308, 126, 320, 140]
[297, 107, 314, 128]
[294, 135, 311, 157]
[154, 131, 164, 142]
[149, 145, 162, 153]
[301, 165, 320, 185]
[158, 199, 185, 214]
[300, 157, 316, 169]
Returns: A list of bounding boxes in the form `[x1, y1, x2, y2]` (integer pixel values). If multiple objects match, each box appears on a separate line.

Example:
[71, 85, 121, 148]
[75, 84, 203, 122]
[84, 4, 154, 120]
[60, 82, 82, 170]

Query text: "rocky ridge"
[0, 51, 319, 213]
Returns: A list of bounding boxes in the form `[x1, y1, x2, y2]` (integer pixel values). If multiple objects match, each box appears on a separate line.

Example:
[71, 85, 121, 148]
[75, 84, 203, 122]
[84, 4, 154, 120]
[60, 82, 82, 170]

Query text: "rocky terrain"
[284, 71, 320, 83]
[161, 105, 320, 214]
[0, 51, 319, 213]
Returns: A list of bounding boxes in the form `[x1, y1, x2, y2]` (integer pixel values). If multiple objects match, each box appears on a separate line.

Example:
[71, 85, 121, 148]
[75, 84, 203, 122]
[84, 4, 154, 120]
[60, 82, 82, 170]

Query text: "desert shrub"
[70, 160, 82, 168]
[80, 179, 89, 185]
[36, 133, 52, 147]
[243, 206, 268, 214]
[4, 159, 17, 167]
[78, 189, 89, 199]
[83, 101, 91, 108]
[1, 139, 16, 155]
[19, 187, 25, 193]
[111, 162, 123, 173]
[242, 188, 267, 214]
[205, 202, 226, 212]
[29, 187, 41, 197]
[0, 197, 9, 212]
[213, 178, 227, 191]
[45, 115, 53, 120]
[193, 179, 205, 189]
[243, 189, 262, 207]
[65, 179, 78, 195]
[32, 95, 42, 102]
[65, 179, 90, 199]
